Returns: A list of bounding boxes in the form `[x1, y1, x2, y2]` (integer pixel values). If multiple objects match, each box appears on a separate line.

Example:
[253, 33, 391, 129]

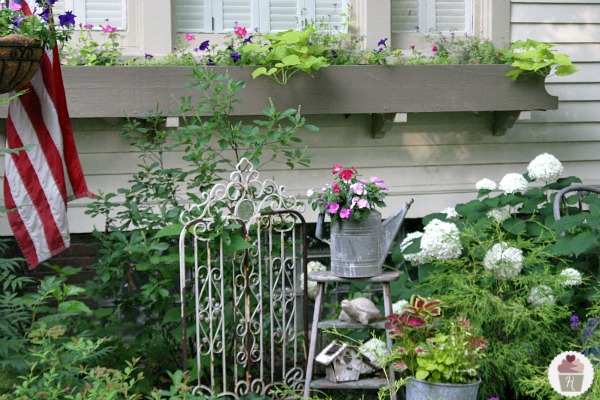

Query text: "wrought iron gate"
[179, 159, 308, 398]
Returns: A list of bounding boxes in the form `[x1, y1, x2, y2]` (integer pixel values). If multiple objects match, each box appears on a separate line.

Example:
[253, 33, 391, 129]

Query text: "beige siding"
[2, 1, 600, 236]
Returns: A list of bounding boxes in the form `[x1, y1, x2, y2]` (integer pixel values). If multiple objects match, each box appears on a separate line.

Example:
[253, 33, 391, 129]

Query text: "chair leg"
[304, 282, 324, 399]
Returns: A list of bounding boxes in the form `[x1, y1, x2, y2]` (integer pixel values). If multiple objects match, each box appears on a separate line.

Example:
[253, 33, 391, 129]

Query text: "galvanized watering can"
[315, 199, 414, 278]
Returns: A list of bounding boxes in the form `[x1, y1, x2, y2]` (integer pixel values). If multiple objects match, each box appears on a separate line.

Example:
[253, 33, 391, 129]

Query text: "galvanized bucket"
[330, 210, 382, 278]
[405, 378, 481, 400]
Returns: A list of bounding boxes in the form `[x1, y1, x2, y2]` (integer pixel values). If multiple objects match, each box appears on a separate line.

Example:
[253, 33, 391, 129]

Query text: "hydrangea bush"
[393, 153, 600, 399]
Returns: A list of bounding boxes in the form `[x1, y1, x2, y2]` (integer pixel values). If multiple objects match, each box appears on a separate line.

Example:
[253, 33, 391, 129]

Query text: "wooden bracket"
[492, 111, 522, 136]
[371, 113, 407, 138]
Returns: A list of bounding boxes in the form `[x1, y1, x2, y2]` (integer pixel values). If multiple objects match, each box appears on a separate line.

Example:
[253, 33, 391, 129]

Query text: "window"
[392, 0, 472, 34]
[55, 0, 127, 29]
[174, 0, 348, 33]
[390, 0, 472, 50]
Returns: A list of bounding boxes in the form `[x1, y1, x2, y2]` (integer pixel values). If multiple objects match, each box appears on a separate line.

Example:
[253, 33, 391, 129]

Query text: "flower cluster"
[560, 268, 583, 287]
[300, 260, 327, 299]
[498, 172, 528, 194]
[527, 152, 564, 182]
[527, 285, 555, 306]
[476, 178, 497, 191]
[0, 1, 76, 49]
[420, 219, 463, 261]
[483, 242, 524, 280]
[307, 164, 387, 224]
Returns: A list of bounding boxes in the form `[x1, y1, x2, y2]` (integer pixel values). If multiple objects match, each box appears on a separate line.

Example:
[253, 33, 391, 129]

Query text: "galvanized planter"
[405, 378, 481, 400]
[330, 210, 383, 278]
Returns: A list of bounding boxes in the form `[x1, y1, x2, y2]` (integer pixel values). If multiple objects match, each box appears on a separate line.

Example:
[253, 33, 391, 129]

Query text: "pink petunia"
[185, 33, 196, 41]
[339, 168, 355, 181]
[10, 1, 21, 11]
[340, 208, 351, 219]
[332, 164, 342, 174]
[234, 26, 247, 37]
[328, 203, 340, 214]
[102, 25, 117, 34]
[432, 45, 438, 52]
[83, 24, 94, 30]
[332, 182, 340, 193]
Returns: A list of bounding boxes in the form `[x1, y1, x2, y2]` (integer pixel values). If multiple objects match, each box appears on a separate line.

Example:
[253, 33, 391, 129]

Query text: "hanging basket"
[0, 34, 44, 94]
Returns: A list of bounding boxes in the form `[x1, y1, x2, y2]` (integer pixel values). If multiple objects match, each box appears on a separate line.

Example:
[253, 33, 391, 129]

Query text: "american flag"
[3, 0, 90, 268]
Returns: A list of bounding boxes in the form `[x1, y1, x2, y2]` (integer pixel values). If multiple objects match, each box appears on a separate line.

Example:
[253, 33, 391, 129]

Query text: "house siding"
[1, 1, 599, 235]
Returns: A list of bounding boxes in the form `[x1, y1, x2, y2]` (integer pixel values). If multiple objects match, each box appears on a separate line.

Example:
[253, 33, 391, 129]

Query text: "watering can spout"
[378, 198, 414, 268]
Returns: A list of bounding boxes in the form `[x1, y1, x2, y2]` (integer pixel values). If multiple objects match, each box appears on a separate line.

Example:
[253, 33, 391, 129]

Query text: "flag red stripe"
[6, 116, 67, 254]
[3, 179, 39, 267]
[3, 0, 91, 268]
[17, 81, 68, 202]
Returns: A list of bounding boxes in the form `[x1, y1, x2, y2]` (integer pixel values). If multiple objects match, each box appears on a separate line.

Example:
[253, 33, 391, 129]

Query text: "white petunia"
[306, 189, 314, 197]
[560, 268, 583, 287]
[527, 285, 555, 306]
[483, 242, 524, 279]
[420, 219, 462, 261]
[392, 299, 409, 315]
[476, 178, 498, 191]
[400, 231, 427, 266]
[527, 153, 564, 183]
[498, 173, 528, 194]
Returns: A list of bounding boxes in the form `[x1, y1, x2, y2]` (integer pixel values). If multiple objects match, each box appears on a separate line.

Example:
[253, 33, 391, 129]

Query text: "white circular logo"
[548, 351, 594, 397]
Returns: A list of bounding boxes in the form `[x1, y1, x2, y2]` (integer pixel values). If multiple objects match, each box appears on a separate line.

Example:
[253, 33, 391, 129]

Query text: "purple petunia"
[230, 52, 241, 62]
[145, 53, 153, 59]
[59, 11, 76, 26]
[39, 7, 50, 21]
[243, 35, 253, 44]
[378, 38, 388, 47]
[199, 40, 210, 51]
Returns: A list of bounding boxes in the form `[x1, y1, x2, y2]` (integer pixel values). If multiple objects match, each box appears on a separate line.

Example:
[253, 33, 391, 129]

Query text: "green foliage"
[61, 24, 124, 66]
[501, 39, 579, 80]
[0, 2, 75, 49]
[243, 26, 330, 84]
[82, 66, 316, 390]
[394, 154, 598, 399]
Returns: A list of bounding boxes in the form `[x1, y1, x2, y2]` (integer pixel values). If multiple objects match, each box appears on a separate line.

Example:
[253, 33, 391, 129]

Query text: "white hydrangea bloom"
[358, 338, 389, 374]
[392, 299, 409, 315]
[483, 242, 524, 279]
[420, 219, 462, 261]
[560, 268, 583, 287]
[400, 231, 427, 266]
[499, 173, 528, 194]
[476, 178, 498, 191]
[441, 207, 460, 220]
[527, 285, 555, 306]
[527, 153, 564, 182]
[300, 261, 327, 299]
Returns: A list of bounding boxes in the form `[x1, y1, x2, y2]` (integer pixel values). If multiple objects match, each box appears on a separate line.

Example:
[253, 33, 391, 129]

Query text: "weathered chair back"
[179, 158, 308, 398]
[553, 185, 600, 220]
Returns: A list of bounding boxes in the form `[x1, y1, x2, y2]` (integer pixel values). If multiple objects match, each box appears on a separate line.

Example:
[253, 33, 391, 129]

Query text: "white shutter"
[269, 0, 298, 32]
[61, 0, 125, 29]
[435, 0, 467, 32]
[392, 0, 469, 33]
[391, 0, 420, 33]
[315, 0, 347, 31]
[175, 0, 207, 32]
[222, 0, 252, 31]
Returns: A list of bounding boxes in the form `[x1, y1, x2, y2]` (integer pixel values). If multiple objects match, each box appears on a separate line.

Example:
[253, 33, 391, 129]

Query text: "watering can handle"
[315, 213, 330, 245]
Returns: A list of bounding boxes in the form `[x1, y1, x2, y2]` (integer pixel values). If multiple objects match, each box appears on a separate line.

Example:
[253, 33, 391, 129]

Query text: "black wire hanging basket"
[0, 34, 44, 94]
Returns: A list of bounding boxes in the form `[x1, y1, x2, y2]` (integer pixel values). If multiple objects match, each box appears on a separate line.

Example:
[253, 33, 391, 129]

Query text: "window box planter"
[0, 64, 557, 135]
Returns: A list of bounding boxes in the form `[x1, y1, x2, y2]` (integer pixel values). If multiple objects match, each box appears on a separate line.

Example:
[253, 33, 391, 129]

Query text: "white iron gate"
[179, 159, 308, 398]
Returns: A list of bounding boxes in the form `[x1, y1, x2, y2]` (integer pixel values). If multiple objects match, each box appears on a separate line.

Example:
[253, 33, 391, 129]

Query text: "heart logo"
[566, 355, 576, 363]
